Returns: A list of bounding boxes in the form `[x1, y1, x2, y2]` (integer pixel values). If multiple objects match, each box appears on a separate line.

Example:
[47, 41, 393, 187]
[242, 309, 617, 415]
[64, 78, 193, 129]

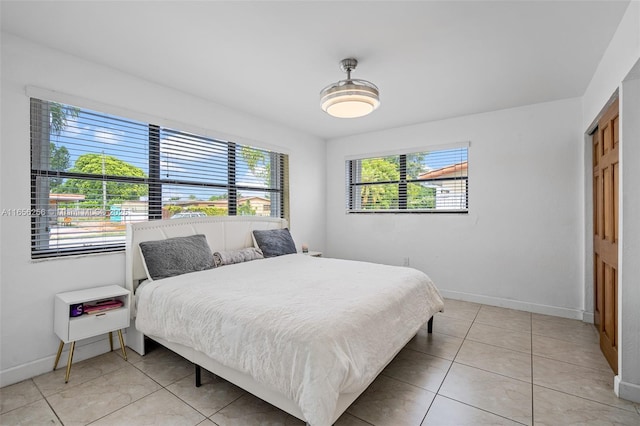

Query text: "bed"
[124, 216, 444, 426]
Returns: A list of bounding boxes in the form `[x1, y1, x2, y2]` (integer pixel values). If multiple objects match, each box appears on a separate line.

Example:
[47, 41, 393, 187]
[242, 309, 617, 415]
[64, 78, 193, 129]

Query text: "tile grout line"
[42, 396, 65, 426]
[462, 337, 532, 356]
[161, 372, 216, 421]
[531, 352, 614, 374]
[532, 383, 640, 414]
[434, 394, 529, 426]
[85, 388, 167, 425]
[203, 387, 246, 423]
[419, 304, 482, 425]
[450, 361, 532, 385]
[113, 354, 240, 424]
[4, 378, 65, 425]
[41, 353, 141, 425]
[56, 352, 190, 425]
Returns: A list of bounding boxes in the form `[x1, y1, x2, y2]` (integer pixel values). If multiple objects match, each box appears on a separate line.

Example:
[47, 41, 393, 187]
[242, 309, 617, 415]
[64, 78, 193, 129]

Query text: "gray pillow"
[139, 234, 214, 280]
[213, 247, 264, 267]
[252, 228, 297, 258]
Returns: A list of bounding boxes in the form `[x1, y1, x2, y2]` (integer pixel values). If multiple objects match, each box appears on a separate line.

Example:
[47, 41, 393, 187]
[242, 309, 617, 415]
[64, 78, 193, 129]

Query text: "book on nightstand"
[83, 299, 123, 315]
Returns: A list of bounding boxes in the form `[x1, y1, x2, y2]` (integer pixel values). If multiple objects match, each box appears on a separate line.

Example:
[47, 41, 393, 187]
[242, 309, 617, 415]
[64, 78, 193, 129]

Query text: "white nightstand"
[53, 285, 131, 382]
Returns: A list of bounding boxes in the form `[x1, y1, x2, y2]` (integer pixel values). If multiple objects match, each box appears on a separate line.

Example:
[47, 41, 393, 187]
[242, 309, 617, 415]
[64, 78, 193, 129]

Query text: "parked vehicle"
[170, 212, 207, 219]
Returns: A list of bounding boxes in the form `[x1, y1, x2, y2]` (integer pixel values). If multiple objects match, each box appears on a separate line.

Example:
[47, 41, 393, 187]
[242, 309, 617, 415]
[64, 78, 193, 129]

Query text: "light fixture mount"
[339, 58, 358, 76]
[320, 58, 380, 118]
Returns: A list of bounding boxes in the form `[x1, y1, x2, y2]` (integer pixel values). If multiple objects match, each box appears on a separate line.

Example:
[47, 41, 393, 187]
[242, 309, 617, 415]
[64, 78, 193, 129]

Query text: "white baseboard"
[0, 334, 124, 388]
[582, 311, 595, 324]
[615, 375, 640, 403]
[439, 289, 585, 320]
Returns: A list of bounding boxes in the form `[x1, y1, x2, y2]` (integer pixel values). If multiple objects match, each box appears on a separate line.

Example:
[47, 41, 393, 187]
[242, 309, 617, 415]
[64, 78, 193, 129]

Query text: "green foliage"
[407, 184, 436, 209]
[208, 193, 228, 201]
[50, 143, 70, 171]
[50, 103, 79, 136]
[206, 206, 227, 216]
[49, 143, 70, 192]
[68, 153, 146, 177]
[166, 200, 254, 217]
[362, 157, 399, 181]
[165, 205, 227, 217]
[58, 154, 147, 206]
[186, 206, 227, 216]
[164, 205, 183, 216]
[47, 102, 77, 192]
[359, 154, 435, 209]
[398, 153, 428, 179]
[237, 200, 256, 216]
[241, 146, 270, 183]
[360, 158, 399, 209]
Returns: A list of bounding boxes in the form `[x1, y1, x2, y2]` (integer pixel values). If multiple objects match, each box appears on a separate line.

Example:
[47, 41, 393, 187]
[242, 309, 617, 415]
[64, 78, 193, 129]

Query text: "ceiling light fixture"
[320, 58, 380, 118]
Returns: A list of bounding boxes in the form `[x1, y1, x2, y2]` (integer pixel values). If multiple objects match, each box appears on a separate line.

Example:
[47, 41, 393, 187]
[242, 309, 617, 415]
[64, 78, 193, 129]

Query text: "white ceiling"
[1, 1, 630, 140]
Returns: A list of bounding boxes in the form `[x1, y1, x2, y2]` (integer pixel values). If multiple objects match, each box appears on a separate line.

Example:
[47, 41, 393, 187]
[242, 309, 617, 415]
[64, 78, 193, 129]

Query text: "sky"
[53, 103, 271, 202]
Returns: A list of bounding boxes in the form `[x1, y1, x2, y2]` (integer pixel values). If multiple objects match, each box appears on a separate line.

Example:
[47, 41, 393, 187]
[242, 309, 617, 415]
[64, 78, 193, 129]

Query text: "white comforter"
[135, 254, 444, 426]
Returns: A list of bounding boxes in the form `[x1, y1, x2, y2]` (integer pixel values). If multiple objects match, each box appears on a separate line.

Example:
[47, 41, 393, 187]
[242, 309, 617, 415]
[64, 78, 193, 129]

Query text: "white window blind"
[30, 98, 288, 259]
[346, 146, 468, 213]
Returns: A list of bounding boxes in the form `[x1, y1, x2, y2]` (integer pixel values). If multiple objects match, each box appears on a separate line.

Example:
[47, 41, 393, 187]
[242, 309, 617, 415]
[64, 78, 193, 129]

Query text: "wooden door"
[593, 98, 619, 374]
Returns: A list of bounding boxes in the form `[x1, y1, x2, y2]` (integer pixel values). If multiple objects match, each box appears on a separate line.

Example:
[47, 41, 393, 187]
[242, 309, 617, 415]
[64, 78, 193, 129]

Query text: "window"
[346, 145, 468, 213]
[30, 98, 288, 259]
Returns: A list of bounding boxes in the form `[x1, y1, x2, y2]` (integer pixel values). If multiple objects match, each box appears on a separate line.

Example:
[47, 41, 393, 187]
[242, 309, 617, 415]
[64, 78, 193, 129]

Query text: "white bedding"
[135, 254, 444, 426]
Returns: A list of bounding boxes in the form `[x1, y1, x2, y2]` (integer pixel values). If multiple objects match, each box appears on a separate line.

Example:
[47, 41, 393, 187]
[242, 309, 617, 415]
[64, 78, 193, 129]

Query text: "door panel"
[594, 254, 602, 328]
[593, 98, 619, 374]
[614, 162, 618, 242]
[604, 165, 612, 241]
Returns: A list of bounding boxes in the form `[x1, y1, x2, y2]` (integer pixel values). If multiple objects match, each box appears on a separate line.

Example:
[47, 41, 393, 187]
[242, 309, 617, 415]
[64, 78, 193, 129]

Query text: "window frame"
[346, 143, 469, 214]
[30, 95, 288, 259]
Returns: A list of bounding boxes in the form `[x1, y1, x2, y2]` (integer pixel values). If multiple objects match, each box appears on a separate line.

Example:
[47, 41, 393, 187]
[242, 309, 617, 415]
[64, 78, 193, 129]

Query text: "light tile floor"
[2, 299, 640, 425]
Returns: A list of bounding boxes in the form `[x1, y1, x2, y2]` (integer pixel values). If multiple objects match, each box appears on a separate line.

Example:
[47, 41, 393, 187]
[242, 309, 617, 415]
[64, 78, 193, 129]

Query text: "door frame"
[583, 91, 618, 325]
[615, 61, 640, 402]
[583, 60, 640, 403]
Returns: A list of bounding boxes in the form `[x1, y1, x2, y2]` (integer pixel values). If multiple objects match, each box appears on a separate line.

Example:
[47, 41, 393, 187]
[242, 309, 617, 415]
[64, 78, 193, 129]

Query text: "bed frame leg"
[195, 364, 201, 387]
[427, 316, 434, 333]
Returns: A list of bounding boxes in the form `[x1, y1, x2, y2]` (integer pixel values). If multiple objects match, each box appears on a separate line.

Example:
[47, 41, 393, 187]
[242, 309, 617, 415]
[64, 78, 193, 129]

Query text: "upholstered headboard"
[125, 216, 288, 294]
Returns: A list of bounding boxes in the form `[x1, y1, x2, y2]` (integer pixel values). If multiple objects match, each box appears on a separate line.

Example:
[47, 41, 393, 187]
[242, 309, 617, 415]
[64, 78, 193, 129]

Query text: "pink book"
[84, 299, 123, 315]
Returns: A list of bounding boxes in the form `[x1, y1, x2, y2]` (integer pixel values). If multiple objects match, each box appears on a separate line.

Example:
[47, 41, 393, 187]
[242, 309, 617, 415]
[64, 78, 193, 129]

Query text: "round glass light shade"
[320, 80, 380, 118]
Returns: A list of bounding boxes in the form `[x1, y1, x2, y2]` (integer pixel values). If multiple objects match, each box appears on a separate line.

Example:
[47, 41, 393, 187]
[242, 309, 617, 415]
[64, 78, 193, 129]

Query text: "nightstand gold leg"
[53, 341, 64, 371]
[64, 341, 75, 383]
[117, 329, 127, 361]
[109, 331, 113, 351]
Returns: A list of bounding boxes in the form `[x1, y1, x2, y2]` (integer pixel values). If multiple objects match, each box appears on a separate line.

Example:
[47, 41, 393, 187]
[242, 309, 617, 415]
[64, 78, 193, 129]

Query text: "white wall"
[618, 62, 640, 404]
[0, 33, 326, 386]
[581, 0, 640, 404]
[582, 0, 640, 131]
[326, 98, 584, 318]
